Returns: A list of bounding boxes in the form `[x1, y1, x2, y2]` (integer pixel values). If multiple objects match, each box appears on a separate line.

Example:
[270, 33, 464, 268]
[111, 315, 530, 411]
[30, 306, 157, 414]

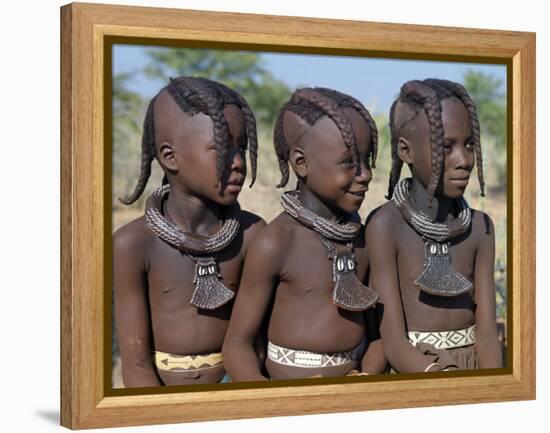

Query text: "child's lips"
[449, 177, 469, 187]
[225, 175, 244, 194]
[225, 183, 243, 194]
[347, 189, 367, 198]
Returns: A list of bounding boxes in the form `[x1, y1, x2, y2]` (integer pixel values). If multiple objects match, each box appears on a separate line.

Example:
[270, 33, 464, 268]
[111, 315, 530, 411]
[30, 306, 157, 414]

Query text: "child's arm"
[473, 212, 502, 368]
[360, 307, 387, 374]
[366, 210, 443, 372]
[359, 249, 387, 374]
[113, 225, 162, 387]
[239, 213, 268, 365]
[222, 225, 286, 381]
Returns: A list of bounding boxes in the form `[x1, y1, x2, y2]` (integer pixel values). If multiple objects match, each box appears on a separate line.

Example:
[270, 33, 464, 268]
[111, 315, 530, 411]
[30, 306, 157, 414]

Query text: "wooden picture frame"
[60, 2, 536, 429]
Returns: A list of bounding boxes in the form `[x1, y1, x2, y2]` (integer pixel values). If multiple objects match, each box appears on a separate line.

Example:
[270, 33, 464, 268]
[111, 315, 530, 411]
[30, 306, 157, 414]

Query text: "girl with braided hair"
[113, 76, 266, 387]
[366, 78, 502, 373]
[223, 88, 386, 381]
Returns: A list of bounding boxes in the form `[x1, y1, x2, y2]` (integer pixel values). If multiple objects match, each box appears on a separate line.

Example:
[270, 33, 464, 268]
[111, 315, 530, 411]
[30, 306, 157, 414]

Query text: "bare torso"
[366, 198, 502, 372]
[394, 212, 477, 332]
[265, 213, 367, 379]
[374, 202, 481, 332]
[114, 210, 264, 385]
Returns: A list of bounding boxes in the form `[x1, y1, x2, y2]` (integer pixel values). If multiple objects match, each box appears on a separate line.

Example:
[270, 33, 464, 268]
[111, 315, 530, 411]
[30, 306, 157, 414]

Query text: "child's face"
[406, 97, 475, 199]
[295, 107, 372, 213]
[155, 92, 247, 206]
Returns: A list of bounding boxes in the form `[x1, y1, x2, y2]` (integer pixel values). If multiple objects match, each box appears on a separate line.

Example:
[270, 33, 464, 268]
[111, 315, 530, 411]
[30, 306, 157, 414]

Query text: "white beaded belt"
[408, 324, 475, 350]
[267, 340, 364, 368]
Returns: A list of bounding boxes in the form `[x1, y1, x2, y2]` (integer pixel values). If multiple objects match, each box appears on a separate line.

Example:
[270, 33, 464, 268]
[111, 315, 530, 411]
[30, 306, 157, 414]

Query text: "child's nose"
[452, 146, 473, 169]
[355, 160, 372, 184]
[228, 147, 245, 171]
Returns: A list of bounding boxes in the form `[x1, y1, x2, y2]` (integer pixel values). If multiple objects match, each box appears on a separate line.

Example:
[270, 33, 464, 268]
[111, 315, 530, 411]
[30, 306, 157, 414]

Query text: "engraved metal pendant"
[190, 256, 235, 310]
[331, 252, 379, 311]
[414, 240, 473, 297]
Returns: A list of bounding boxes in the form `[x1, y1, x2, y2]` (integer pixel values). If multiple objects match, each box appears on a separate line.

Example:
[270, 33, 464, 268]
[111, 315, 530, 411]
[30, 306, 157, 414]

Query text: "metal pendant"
[190, 256, 235, 310]
[414, 240, 473, 297]
[331, 252, 379, 311]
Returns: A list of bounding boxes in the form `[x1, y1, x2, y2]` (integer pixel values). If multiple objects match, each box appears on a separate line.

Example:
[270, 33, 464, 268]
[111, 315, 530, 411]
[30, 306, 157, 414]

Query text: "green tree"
[112, 72, 146, 209]
[143, 47, 291, 128]
[113, 72, 144, 141]
[463, 70, 507, 184]
[463, 70, 506, 151]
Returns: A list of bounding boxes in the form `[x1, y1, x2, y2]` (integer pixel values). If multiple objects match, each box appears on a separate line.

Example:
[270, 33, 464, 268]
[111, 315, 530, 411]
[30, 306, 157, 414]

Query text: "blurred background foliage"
[111, 48, 508, 386]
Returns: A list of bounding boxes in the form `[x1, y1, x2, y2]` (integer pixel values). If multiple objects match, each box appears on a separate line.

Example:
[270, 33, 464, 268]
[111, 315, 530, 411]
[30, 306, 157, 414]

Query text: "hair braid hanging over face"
[314, 87, 379, 169]
[178, 77, 229, 186]
[213, 82, 259, 187]
[195, 77, 259, 187]
[300, 90, 360, 174]
[387, 78, 485, 206]
[273, 87, 378, 188]
[400, 80, 445, 208]
[424, 79, 485, 197]
[119, 76, 258, 205]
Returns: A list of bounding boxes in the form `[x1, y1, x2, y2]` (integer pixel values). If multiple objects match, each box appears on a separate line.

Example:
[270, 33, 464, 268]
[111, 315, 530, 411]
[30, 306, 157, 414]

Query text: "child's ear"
[157, 141, 177, 172]
[397, 137, 414, 165]
[289, 147, 308, 179]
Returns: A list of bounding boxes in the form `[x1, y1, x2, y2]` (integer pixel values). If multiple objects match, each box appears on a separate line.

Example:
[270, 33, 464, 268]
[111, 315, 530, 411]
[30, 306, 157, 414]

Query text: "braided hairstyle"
[386, 79, 485, 207]
[273, 87, 378, 188]
[119, 76, 258, 205]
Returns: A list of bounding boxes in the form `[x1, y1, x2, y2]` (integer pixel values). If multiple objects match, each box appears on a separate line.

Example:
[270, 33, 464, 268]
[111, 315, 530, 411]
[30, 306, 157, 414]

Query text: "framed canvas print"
[60, 2, 535, 429]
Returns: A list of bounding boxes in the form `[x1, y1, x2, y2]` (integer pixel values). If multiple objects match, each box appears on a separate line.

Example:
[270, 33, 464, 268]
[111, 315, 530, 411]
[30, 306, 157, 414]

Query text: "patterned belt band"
[408, 324, 476, 350]
[267, 340, 364, 368]
[154, 350, 223, 372]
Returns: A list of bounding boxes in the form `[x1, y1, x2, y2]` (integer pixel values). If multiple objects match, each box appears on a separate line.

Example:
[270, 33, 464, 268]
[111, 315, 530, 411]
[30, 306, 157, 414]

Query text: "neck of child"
[409, 177, 454, 222]
[297, 182, 345, 223]
[164, 184, 224, 236]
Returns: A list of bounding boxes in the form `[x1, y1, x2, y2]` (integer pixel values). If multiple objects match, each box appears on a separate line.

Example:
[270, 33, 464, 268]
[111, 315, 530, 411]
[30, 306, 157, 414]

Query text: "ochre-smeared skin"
[223, 104, 386, 381]
[113, 89, 265, 387]
[367, 97, 501, 373]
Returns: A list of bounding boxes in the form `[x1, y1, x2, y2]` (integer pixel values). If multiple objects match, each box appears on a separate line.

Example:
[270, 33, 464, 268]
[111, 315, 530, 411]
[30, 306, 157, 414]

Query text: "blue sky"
[113, 44, 506, 115]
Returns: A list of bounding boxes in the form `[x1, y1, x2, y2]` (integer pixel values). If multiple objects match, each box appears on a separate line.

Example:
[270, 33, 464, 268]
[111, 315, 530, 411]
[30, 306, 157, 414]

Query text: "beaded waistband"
[267, 340, 364, 368]
[408, 324, 475, 350]
[153, 350, 223, 372]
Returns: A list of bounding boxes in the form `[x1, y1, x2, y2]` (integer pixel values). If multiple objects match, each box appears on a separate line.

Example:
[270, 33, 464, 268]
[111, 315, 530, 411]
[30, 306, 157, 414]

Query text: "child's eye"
[341, 158, 355, 166]
[465, 141, 475, 150]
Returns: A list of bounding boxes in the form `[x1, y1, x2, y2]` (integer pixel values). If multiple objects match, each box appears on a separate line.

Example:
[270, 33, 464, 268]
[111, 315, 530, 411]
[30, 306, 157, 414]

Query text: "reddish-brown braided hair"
[120, 76, 258, 205]
[273, 87, 378, 188]
[386, 79, 485, 206]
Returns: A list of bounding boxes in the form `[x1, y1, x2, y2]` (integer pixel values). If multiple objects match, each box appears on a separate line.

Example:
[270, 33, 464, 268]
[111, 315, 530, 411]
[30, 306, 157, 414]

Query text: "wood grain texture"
[60, 4, 73, 429]
[60, 2, 536, 429]
[511, 33, 536, 395]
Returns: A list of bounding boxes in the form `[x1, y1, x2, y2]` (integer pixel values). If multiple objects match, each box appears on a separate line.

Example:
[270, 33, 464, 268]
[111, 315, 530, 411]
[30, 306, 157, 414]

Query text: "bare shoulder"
[246, 212, 295, 258]
[470, 208, 496, 240]
[239, 209, 267, 240]
[239, 209, 267, 258]
[365, 201, 402, 240]
[112, 215, 155, 257]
